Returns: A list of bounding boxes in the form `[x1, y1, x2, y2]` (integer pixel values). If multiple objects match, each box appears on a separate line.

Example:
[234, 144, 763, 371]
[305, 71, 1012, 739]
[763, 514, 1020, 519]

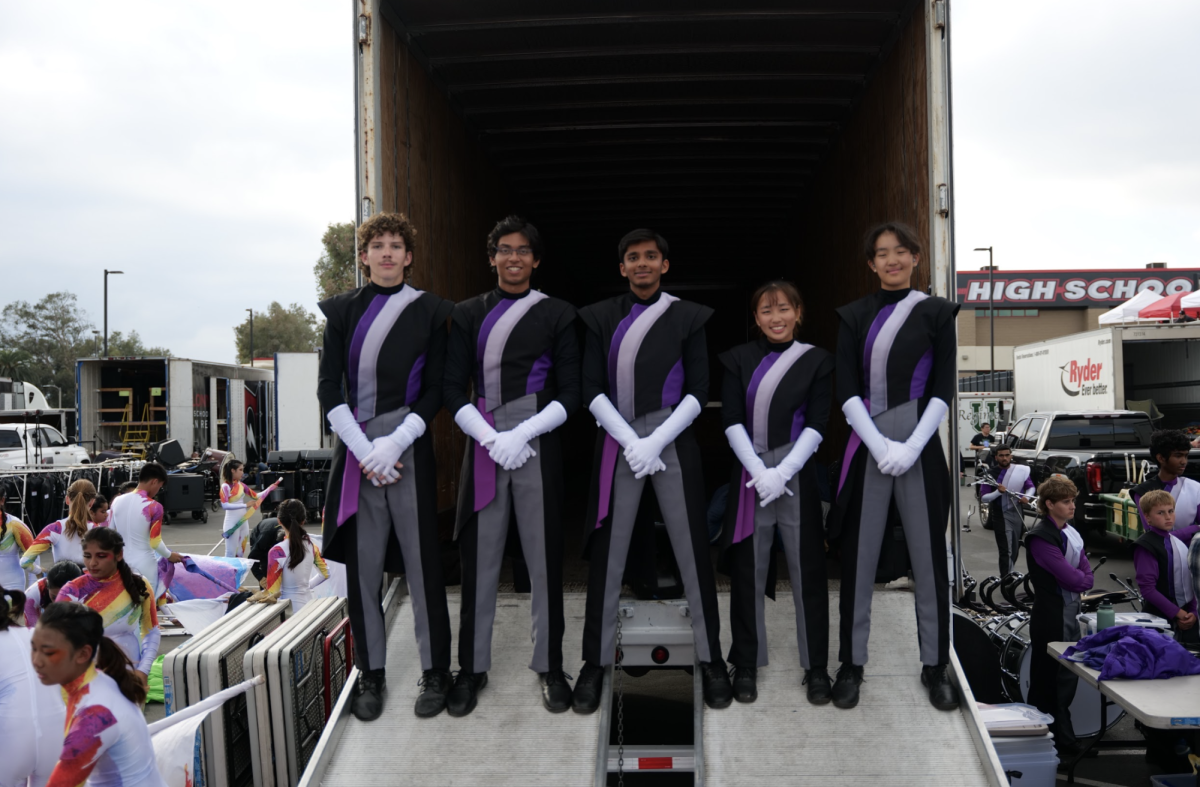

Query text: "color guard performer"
[318, 212, 454, 721]
[830, 221, 959, 711]
[720, 281, 834, 704]
[445, 216, 580, 715]
[573, 228, 733, 713]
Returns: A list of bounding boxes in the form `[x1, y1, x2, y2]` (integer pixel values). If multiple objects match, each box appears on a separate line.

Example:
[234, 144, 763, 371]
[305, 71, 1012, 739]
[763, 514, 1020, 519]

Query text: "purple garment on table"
[1062, 625, 1200, 681]
[1135, 526, 1200, 619]
[1028, 531, 1093, 593]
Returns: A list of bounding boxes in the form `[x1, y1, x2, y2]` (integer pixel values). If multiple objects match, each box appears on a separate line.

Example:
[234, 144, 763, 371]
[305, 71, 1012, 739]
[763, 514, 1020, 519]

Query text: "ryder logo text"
[1059, 358, 1108, 397]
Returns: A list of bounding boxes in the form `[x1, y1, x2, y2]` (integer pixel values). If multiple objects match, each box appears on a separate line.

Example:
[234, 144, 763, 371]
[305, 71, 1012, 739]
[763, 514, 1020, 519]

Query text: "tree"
[234, 302, 321, 363]
[0, 292, 93, 406]
[313, 221, 357, 301]
[105, 330, 171, 357]
[0, 349, 32, 379]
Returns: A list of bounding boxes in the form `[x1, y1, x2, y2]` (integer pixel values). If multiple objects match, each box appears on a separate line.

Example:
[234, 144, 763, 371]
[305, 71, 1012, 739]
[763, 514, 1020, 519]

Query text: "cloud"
[0, 1, 353, 363]
[952, 0, 1200, 271]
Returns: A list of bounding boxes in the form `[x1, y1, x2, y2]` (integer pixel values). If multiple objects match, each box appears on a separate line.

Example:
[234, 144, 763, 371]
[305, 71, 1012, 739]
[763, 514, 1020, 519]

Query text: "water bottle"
[1097, 600, 1116, 631]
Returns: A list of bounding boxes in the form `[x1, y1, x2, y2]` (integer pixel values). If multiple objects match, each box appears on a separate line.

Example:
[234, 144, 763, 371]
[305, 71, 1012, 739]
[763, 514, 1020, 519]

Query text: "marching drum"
[993, 616, 1124, 736]
[951, 608, 1005, 703]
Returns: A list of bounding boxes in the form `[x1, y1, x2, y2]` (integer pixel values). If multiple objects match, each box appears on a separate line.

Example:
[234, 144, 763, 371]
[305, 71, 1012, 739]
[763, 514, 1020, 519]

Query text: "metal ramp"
[703, 589, 1004, 786]
[316, 592, 603, 786]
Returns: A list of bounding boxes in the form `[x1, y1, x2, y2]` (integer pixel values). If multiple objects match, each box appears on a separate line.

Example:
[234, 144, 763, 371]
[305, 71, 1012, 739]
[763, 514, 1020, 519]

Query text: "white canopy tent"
[1097, 289, 1162, 325]
[1180, 289, 1200, 311]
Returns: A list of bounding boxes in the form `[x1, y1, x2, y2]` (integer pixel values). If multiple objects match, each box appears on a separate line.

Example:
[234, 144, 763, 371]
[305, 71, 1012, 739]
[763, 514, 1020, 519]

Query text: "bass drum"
[952, 608, 1005, 703]
[997, 617, 1124, 737]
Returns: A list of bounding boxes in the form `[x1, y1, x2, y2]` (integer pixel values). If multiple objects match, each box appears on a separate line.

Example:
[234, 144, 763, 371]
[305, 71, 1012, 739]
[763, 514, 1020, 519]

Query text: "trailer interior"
[362, 0, 948, 520]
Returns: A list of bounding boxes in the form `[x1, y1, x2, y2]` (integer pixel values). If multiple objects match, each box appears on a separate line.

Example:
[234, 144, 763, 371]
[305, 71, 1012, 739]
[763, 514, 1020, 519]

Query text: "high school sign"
[956, 269, 1200, 309]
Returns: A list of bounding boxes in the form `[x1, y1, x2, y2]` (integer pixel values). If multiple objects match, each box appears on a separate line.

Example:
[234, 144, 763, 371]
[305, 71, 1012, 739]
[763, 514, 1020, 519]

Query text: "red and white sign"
[957, 269, 1200, 309]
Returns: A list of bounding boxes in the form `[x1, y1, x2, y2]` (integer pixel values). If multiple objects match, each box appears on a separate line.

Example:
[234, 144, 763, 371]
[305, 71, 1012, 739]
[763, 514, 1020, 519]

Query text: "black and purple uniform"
[445, 287, 579, 674]
[720, 337, 833, 670]
[318, 281, 454, 674]
[579, 290, 722, 667]
[832, 287, 958, 668]
[1024, 517, 1092, 748]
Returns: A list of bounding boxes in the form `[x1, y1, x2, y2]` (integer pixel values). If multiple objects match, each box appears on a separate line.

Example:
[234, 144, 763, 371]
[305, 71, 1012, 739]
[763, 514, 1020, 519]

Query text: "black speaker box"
[163, 473, 205, 511]
[150, 439, 187, 467]
[267, 451, 300, 470]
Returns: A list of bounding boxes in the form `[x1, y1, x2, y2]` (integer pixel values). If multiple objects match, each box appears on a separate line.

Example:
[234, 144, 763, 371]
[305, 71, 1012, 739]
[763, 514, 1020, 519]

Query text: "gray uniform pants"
[583, 408, 722, 667]
[458, 395, 563, 674]
[354, 406, 450, 672]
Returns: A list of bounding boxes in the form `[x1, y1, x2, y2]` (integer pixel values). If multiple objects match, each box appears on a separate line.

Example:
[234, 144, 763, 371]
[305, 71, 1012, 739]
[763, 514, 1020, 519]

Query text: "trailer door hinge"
[361, 197, 374, 223]
[933, 0, 947, 30]
[937, 183, 950, 216]
[358, 14, 371, 45]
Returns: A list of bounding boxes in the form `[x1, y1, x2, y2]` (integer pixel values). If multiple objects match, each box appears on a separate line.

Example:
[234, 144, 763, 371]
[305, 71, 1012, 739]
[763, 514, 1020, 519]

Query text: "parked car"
[1001, 410, 1200, 537]
[0, 424, 90, 469]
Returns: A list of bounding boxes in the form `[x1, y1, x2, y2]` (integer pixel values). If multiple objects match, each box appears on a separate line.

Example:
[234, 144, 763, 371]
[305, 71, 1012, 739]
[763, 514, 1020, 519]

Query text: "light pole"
[246, 309, 254, 367]
[974, 247, 995, 384]
[103, 269, 124, 357]
[92, 330, 101, 358]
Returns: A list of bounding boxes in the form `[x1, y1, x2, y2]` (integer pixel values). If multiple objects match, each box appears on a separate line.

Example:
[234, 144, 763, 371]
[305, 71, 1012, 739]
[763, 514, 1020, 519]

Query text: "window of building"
[975, 309, 1041, 317]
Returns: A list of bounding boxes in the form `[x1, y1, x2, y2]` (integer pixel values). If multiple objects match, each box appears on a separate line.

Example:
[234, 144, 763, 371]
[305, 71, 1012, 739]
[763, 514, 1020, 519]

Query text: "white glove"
[724, 425, 767, 478]
[775, 427, 823, 480]
[588, 394, 639, 449]
[488, 401, 568, 471]
[749, 467, 793, 506]
[624, 395, 702, 479]
[842, 397, 890, 467]
[489, 430, 536, 471]
[454, 404, 498, 447]
[878, 398, 949, 477]
[360, 413, 425, 477]
[327, 404, 373, 460]
[750, 427, 825, 505]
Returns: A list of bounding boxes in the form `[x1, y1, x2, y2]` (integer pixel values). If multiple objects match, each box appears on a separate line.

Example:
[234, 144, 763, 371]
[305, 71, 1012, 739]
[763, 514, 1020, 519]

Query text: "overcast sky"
[1, 2, 1197, 363]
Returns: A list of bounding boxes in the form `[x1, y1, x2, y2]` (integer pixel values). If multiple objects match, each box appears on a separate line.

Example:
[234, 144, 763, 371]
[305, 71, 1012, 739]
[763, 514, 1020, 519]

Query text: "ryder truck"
[1013, 323, 1200, 431]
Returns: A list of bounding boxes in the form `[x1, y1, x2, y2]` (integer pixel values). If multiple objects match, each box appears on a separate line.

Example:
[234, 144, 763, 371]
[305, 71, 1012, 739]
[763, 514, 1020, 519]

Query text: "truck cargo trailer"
[303, 3, 1005, 785]
[1013, 322, 1200, 430]
[75, 357, 275, 463]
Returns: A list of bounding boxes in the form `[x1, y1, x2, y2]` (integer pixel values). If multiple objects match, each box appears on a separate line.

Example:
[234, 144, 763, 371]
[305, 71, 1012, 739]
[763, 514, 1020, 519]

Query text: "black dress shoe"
[920, 664, 960, 711]
[538, 670, 573, 713]
[572, 662, 605, 714]
[701, 660, 734, 709]
[446, 671, 488, 717]
[803, 668, 833, 705]
[351, 668, 387, 721]
[831, 663, 864, 709]
[729, 664, 757, 703]
[414, 668, 451, 718]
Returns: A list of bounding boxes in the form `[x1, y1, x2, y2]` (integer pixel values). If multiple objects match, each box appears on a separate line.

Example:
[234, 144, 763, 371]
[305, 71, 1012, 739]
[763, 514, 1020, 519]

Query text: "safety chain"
[615, 608, 625, 787]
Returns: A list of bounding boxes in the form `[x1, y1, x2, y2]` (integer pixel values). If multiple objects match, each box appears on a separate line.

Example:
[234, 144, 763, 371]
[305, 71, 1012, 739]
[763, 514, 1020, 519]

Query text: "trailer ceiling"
[378, 0, 926, 303]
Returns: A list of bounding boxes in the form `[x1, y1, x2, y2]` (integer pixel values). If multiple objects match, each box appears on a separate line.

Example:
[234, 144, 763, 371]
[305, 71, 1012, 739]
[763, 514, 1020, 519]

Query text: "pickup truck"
[1001, 410, 1200, 536]
[0, 424, 91, 470]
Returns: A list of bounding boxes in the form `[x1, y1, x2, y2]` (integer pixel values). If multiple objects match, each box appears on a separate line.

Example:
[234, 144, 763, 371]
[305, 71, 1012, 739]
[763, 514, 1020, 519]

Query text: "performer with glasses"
[445, 216, 580, 716]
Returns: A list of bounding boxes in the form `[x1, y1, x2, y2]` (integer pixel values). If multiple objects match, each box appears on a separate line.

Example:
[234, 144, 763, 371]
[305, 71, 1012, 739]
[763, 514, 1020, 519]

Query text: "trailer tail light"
[1086, 462, 1102, 493]
[651, 646, 670, 664]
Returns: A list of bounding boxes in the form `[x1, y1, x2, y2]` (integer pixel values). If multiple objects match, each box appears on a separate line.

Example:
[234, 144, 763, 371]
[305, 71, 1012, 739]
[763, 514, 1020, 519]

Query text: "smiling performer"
[572, 228, 733, 713]
[830, 221, 960, 711]
[318, 212, 454, 721]
[720, 281, 834, 705]
[444, 216, 580, 716]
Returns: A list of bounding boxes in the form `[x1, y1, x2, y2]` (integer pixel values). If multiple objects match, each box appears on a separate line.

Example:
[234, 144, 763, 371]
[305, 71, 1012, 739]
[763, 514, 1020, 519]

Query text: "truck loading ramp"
[704, 589, 1002, 786]
[317, 592, 602, 786]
